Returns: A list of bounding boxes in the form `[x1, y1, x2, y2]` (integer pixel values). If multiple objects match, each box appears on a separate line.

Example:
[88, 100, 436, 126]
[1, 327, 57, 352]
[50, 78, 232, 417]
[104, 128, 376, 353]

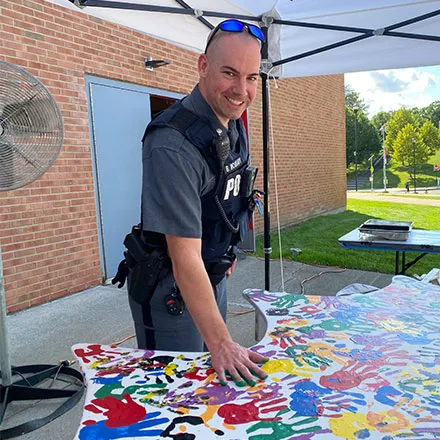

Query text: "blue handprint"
[78, 411, 169, 440]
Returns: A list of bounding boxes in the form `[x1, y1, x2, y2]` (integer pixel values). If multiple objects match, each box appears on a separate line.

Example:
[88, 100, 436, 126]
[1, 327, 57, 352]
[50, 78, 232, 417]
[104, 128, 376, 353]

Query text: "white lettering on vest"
[225, 157, 242, 174]
[224, 174, 241, 200]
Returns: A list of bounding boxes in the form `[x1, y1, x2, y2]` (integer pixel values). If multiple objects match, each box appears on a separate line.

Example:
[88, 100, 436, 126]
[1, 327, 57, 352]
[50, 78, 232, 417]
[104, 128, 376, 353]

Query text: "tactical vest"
[143, 101, 252, 261]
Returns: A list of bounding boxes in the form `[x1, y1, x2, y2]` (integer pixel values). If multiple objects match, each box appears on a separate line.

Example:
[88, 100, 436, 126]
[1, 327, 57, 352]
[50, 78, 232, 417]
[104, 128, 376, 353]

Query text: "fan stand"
[0, 59, 84, 437]
[0, 232, 84, 438]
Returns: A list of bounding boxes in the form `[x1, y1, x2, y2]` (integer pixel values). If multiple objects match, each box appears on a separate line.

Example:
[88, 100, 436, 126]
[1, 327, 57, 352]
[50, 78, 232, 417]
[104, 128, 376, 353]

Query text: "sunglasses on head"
[205, 19, 265, 53]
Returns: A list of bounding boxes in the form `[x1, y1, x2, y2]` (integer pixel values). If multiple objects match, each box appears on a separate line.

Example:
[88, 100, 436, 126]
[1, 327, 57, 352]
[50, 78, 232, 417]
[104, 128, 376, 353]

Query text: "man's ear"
[198, 54, 208, 78]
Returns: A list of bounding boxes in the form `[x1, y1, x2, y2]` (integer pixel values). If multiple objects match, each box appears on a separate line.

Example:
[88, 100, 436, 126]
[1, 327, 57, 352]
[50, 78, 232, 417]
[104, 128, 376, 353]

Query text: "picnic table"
[339, 228, 440, 274]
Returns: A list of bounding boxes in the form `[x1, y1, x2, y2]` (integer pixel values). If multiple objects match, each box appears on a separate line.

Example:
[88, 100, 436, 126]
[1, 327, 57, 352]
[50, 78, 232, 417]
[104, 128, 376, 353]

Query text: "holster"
[124, 227, 171, 305]
[204, 251, 236, 287]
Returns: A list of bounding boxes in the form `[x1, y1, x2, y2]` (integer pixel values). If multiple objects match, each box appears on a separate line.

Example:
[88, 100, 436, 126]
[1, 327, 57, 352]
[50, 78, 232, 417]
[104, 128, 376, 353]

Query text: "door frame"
[85, 75, 183, 278]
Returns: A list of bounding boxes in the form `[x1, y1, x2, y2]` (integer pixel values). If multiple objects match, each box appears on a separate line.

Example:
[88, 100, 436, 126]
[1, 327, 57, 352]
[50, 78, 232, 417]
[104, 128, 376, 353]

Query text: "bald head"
[205, 27, 262, 57]
[198, 32, 261, 128]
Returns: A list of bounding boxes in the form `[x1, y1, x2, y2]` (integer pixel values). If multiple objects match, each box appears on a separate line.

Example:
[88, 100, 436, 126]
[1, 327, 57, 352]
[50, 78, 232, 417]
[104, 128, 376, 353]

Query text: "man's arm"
[166, 234, 268, 384]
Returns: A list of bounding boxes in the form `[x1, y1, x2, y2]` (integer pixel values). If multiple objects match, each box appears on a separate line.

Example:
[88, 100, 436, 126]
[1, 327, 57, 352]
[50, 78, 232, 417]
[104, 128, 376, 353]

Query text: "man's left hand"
[210, 340, 268, 386]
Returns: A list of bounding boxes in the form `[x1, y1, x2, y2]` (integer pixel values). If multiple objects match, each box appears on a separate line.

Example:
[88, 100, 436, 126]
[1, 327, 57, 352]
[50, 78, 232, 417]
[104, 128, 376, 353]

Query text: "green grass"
[360, 150, 440, 190]
[254, 199, 440, 275]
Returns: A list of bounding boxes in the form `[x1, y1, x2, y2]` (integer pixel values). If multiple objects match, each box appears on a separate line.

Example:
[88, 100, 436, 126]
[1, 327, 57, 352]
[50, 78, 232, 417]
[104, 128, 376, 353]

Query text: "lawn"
[254, 199, 440, 275]
[360, 149, 440, 190]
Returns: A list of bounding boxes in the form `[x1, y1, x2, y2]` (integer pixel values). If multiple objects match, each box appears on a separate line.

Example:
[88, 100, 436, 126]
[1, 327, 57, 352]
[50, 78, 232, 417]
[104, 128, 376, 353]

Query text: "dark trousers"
[128, 274, 227, 352]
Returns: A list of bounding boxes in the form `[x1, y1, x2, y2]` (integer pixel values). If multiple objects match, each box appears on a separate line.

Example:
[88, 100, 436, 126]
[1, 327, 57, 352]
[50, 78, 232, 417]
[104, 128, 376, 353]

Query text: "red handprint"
[217, 397, 288, 425]
[74, 344, 121, 364]
[320, 361, 389, 392]
[85, 394, 146, 428]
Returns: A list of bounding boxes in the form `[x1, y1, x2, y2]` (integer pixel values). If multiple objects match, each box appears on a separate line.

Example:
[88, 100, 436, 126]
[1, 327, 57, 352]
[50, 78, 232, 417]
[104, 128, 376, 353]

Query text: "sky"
[345, 65, 440, 118]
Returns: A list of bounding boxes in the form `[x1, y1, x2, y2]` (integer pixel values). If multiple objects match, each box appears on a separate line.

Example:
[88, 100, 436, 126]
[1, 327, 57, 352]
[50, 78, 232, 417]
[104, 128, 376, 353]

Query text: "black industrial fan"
[0, 60, 84, 438]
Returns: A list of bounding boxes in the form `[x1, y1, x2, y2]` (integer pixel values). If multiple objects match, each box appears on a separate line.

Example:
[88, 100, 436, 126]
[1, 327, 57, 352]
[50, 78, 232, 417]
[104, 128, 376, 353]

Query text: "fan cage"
[0, 61, 64, 191]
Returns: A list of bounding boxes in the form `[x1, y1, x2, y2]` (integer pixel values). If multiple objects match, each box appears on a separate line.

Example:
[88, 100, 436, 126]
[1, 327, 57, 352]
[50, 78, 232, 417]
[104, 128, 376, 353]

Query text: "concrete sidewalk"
[348, 185, 440, 200]
[3, 257, 393, 439]
[347, 187, 440, 207]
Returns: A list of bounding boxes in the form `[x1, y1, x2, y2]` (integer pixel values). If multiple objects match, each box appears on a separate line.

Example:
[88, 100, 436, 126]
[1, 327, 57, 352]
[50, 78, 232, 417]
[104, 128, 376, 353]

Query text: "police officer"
[128, 20, 268, 386]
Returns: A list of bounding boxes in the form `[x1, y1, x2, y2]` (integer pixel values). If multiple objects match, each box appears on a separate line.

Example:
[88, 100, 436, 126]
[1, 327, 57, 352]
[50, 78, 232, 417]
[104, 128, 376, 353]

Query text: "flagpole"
[369, 155, 374, 191]
[380, 123, 387, 193]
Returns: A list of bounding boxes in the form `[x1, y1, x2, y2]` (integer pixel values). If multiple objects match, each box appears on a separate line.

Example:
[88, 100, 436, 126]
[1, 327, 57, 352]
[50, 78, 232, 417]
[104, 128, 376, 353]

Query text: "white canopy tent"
[61, 0, 440, 77]
[57, 0, 440, 288]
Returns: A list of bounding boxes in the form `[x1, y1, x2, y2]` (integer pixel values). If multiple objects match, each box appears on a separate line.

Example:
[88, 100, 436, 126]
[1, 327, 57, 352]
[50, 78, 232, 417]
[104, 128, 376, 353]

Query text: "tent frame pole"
[261, 72, 271, 291]
[80, 1, 261, 21]
[260, 24, 271, 291]
[173, 0, 214, 29]
[81, 1, 440, 43]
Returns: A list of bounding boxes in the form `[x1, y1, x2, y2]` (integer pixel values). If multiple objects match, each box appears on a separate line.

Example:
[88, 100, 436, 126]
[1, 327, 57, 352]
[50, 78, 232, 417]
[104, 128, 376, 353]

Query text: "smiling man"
[126, 20, 268, 386]
[198, 28, 261, 126]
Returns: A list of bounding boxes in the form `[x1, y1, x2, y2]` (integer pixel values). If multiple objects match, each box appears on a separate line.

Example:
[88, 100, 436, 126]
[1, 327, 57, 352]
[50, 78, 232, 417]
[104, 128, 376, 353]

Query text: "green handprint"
[285, 345, 332, 369]
[247, 416, 321, 440]
[271, 294, 305, 309]
[319, 318, 349, 331]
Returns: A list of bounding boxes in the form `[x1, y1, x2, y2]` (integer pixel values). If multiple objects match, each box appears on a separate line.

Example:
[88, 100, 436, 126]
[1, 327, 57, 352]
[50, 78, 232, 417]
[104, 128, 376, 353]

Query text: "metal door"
[88, 80, 149, 279]
[86, 78, 181, 279]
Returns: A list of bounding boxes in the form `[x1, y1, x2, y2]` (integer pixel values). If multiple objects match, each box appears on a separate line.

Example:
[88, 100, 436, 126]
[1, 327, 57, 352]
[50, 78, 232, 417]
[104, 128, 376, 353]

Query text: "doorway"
[86, 76, 179, 279]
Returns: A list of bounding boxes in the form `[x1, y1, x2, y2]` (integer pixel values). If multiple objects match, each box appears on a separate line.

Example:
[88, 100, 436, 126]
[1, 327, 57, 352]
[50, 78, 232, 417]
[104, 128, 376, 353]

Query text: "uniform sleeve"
[141, 132, 205, 238]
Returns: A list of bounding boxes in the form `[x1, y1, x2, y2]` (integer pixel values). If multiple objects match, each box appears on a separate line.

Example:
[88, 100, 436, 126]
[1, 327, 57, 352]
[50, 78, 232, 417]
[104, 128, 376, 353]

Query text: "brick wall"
[0, 0, 345, 312]
[249, 75, 347, 231]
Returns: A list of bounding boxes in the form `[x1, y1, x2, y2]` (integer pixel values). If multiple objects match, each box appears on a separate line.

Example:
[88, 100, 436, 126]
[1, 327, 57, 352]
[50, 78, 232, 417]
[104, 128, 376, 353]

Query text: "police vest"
[144, 101, 252, 260]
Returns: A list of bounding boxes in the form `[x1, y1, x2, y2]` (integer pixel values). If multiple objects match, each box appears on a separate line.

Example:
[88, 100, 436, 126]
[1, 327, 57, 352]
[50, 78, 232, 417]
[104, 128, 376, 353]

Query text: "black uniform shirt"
[141, 85, 241, 239]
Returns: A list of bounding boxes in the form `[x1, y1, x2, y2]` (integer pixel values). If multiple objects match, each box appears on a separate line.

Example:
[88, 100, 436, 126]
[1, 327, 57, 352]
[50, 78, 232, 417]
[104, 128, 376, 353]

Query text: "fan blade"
[0, 60, 64, 191]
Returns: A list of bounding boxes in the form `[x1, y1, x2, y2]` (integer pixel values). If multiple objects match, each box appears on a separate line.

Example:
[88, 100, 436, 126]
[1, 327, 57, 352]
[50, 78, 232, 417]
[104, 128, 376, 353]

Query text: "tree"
[371, 111, 393, 132]
[393, 124, 429, 171]
[410, 107, 431, 126]
[419, 120, 440, 155]
[346, 107, 381, 166]
[345, 86, 369, 113]
[423, 100, 440, 128]
[384, 108, 416, 156]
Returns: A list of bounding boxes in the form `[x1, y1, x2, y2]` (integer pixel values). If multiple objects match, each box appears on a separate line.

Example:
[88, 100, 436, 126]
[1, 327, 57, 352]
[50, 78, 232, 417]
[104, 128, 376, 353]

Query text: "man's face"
[198, 33, 261, 127]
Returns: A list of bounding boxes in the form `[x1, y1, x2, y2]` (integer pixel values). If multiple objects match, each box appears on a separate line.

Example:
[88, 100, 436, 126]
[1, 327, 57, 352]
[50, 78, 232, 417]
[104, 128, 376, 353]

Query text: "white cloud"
[345, 66, 440, 117]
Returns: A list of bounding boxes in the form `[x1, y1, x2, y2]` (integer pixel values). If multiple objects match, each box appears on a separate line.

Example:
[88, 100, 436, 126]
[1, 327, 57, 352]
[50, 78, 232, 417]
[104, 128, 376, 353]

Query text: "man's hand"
[225, 257, 237, 280]
[210, 340, 268, 386]
[166, 235, 269, 386]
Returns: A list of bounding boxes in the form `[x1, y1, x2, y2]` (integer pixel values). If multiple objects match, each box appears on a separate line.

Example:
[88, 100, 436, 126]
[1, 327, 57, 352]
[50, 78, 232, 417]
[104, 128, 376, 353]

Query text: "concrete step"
[347, 175, 370, 190]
